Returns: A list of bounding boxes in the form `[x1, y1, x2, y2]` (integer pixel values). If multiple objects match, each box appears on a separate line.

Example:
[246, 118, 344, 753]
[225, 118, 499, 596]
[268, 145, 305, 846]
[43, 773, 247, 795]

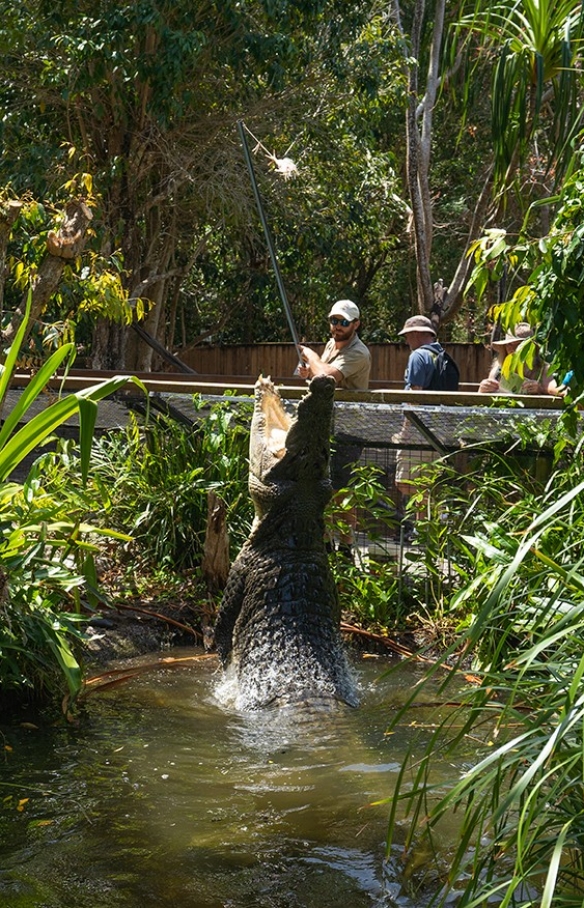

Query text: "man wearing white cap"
[297, 300, 371, 390]
[297, 300, 371, 559]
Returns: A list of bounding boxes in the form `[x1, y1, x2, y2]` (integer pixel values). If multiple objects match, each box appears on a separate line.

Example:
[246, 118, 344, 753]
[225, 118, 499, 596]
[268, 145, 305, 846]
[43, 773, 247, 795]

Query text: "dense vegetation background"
[2, 2, 584, 903]
[2, 0, 582, 369]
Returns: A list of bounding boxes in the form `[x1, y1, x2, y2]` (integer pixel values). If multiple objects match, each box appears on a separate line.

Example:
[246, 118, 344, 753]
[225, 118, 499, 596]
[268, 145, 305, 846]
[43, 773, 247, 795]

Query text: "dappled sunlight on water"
[0, 650, 469, 908]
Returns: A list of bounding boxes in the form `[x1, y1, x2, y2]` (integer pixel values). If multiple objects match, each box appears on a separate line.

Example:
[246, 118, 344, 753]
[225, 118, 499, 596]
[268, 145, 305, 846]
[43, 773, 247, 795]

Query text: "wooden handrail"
[8, 369, 563, 409]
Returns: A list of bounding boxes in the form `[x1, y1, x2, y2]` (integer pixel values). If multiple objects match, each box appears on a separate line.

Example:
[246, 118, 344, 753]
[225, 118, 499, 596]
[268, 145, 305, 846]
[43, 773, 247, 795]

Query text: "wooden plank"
[9, 370, 562, 408]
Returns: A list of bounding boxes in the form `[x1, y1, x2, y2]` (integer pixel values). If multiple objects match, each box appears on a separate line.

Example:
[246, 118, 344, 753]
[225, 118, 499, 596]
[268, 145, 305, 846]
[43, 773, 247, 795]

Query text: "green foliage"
[383, 428, 584, 905]
[0, 292, 144, 706]
[467, 156, 584, 397]
[458, 0, 584, 195]
[524, 166, 584, 398]
[3, 0, 582, 358]
[327, 464, 409, 629]
[0, 0, 420, 358]
[61, 398, 254, 571]
[335, 559, 401, 629]
[3, 193, 145, 357]
[0, 465, 120, 702]
[183, 48, 409, 345]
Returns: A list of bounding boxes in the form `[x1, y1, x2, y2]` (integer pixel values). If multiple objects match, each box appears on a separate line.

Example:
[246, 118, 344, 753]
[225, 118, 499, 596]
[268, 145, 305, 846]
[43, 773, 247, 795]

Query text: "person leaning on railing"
[297, 300, 371, 390]
[478, 322, 565, 397]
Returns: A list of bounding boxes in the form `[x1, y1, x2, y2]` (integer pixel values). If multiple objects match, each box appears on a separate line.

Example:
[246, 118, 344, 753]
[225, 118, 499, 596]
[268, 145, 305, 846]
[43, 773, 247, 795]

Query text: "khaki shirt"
[322, 334, 371, 390]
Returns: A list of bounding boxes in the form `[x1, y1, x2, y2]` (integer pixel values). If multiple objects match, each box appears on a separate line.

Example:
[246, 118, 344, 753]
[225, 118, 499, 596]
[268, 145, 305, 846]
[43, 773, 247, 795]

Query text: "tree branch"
[2, 200, 93, 347]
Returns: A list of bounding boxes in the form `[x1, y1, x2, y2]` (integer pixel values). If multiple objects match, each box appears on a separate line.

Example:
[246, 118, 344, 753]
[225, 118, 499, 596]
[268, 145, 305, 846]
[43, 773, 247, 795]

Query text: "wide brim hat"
[398, 315, 436, 336]
[491, 322, 534, 346]
[328, 299, 360, 321]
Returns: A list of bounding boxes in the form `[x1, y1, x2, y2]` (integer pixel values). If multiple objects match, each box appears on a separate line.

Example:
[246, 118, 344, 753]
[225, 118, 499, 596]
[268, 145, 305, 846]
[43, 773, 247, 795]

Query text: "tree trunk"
[391, 0, 497, 327]
[90, 320, 127, 370]
[396, 0, 442, 315]
[441, 167, 496, 322]
[124, 282, 165, 372]
[405, 0, 434, 313]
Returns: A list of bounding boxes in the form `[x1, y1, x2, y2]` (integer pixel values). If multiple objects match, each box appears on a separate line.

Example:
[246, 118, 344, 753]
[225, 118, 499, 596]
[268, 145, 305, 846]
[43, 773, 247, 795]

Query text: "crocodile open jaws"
[214, 375, 358, 710]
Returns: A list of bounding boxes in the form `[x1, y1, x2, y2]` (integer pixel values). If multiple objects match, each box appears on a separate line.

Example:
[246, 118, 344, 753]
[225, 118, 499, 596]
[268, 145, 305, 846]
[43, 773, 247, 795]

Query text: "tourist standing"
[394, 315, 445, 539]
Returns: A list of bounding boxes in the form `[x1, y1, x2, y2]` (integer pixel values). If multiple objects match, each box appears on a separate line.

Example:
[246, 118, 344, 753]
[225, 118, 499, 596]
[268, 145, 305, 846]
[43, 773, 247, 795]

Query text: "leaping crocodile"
[214, 375, 358, 710]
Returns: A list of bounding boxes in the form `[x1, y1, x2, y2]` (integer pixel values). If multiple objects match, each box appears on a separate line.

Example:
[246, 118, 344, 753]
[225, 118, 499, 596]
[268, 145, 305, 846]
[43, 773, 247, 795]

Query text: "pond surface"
[0, 650, 468, 908]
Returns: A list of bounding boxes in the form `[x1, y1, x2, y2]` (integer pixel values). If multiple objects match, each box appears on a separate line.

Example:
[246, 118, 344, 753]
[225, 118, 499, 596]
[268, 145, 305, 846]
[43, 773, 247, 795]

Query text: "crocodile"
[214, 375, 358, 710]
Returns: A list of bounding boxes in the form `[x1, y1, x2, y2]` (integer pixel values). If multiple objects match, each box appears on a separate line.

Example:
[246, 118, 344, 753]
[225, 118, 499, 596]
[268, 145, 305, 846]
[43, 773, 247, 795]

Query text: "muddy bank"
[82, 600, 212, 667]
[81, 600, 421, 673]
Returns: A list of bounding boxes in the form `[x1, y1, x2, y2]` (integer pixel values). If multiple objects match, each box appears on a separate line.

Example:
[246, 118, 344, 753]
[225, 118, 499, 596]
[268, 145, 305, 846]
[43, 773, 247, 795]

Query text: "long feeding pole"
[237, 120, 303, 365]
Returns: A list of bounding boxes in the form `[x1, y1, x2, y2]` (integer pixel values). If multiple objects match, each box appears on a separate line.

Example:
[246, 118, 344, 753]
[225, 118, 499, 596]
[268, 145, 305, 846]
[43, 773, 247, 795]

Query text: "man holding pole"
[297, 300, 371, 559]
[297, 300, 371, 390]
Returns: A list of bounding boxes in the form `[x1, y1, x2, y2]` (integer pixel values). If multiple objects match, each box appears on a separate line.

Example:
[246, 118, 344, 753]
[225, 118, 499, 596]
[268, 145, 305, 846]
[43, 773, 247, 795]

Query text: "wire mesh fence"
[4, 384, 571, 597]
[325, 398, 568, 613]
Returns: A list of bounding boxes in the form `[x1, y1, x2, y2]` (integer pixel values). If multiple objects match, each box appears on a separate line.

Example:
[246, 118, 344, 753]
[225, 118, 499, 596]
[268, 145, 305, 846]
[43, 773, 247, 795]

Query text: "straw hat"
[491, 322, 534, 346]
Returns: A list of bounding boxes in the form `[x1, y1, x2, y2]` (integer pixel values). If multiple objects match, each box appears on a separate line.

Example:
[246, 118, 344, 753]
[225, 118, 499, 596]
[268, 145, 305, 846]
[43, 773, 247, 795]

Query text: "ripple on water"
[0, 650, 466, 908]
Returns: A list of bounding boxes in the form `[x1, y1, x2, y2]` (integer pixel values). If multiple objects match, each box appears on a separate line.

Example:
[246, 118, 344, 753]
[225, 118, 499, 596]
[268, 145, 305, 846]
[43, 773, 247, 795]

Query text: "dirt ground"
[82, 594, 214, 668]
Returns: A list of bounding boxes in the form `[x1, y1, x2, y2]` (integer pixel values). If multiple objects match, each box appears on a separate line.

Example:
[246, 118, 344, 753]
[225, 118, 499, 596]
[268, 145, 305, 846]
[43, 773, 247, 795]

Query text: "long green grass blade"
[0, 342, 76, 450]
[0, 289, 33, 405]
[474, 478, 584, 628]
[541, 822, 570, 908]
[0, 376, 144, 482]
[46, 628, 82, 699]
[78, 397, 98, 485]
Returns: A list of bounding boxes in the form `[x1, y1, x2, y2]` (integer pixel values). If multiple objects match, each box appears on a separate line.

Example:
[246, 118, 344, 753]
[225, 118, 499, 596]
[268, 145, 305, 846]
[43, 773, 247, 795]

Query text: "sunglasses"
[329, 317, 354, 327]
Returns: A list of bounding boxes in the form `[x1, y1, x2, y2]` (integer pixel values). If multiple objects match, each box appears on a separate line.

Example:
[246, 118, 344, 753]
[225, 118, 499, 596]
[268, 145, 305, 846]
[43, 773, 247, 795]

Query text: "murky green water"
[0, 651, 467, 908]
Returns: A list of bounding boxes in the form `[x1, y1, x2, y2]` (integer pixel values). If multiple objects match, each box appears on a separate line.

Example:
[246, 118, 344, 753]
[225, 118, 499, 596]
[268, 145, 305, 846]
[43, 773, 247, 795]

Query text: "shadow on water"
[0, 650, 469, 908]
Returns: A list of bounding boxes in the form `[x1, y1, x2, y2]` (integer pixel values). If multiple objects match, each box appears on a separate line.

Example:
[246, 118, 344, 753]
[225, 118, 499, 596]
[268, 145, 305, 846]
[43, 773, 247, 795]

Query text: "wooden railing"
[9, 368, 562, 409]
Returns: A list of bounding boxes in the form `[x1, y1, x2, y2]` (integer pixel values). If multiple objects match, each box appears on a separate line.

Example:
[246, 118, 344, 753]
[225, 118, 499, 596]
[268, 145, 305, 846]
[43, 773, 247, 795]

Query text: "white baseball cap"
[328, 299, 360, 321]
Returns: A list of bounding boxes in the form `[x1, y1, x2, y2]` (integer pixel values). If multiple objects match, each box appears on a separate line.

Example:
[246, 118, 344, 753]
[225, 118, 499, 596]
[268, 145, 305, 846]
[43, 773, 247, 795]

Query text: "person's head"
[491, 322, 533, 358]
[328, 300, 360, 345]
[398, 315, 437, 350]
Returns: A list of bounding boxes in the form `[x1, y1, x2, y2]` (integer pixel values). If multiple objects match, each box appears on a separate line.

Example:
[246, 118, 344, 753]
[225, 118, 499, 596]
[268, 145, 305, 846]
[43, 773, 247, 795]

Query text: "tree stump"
[201, 491, 230, 594]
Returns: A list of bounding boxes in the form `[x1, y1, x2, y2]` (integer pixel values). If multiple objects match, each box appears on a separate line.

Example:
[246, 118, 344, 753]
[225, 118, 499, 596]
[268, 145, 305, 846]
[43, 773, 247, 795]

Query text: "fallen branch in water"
[80, 653, 219, 698]
[107, 602, 203, 640]
[340, 622, 416, 658]
[340, 622, 482, 684]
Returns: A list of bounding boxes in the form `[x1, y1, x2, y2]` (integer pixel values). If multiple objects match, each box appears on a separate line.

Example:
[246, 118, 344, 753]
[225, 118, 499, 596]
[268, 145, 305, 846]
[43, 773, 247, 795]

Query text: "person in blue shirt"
[394, 315, 444, 540]
[400, 315, 444, 390]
